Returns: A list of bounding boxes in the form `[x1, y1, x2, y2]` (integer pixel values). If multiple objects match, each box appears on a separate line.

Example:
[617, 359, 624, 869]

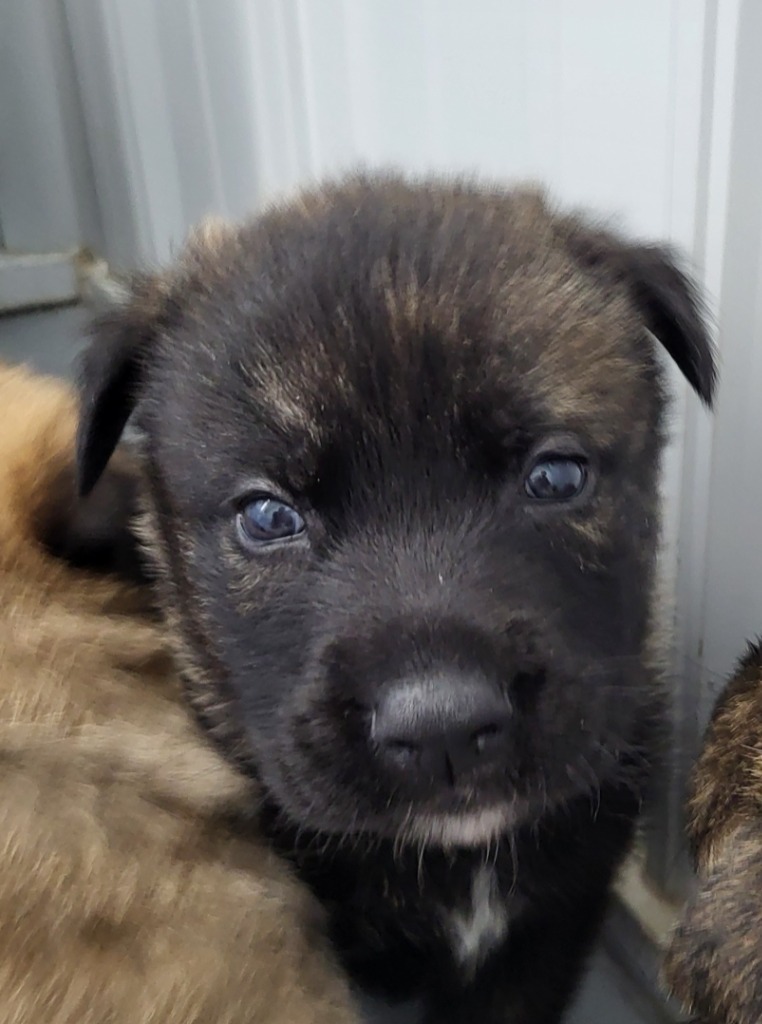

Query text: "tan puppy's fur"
[0, 362, 356, 1024]
[664, 642, 762, 1024]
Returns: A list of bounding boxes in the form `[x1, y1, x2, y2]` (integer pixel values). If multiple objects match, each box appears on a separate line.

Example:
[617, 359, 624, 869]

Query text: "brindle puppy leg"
[665, 824, 762, 1024]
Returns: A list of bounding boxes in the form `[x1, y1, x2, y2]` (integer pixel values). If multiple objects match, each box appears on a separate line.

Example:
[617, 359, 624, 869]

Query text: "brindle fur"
[77, 173, 716, 1023]
[0, 363, 356, 1024]
[664, 642, 762, 1024]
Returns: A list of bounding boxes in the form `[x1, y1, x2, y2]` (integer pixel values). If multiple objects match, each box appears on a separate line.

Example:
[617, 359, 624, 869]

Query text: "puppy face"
[77, 176, 715, 848]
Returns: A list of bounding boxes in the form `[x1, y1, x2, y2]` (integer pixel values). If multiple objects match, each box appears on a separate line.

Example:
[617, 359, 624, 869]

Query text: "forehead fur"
[152, 175, 659, 457]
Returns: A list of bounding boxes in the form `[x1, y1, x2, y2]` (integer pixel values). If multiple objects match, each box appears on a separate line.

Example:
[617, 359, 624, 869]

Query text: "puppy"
[664, 642, 762, 1023]
[0, 362, 356, 1024]
[76, 173, 716, 1023]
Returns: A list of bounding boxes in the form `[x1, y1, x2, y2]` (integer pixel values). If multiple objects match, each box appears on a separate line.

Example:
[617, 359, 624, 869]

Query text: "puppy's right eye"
[524, 457, 588, 501]
[237, 497, 306, 547]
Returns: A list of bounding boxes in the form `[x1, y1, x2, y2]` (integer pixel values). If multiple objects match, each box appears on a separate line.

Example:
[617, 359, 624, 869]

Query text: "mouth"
[271, 750, 523, 850]
[400, 803, 521, 849]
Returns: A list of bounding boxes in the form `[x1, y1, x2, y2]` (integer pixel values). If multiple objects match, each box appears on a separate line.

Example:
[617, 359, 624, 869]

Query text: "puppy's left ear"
[567, 228, 717, 407]
[77, 273, 175, 497]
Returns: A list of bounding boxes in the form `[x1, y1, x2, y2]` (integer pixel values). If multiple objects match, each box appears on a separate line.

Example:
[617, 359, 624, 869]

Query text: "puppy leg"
[664, 823, 762, 1024]
[424, 899, 608, 1024]
[421, 809, 634, 1024]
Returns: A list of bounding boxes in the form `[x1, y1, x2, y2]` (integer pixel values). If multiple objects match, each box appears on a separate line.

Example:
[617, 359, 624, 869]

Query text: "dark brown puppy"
[0, 362, 357, 1024]
[664, 642, 762, 1024]
[77, 173, 716, 1024]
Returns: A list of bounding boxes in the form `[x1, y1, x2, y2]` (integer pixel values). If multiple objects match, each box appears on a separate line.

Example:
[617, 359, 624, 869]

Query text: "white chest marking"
[445, 866, 509, 974]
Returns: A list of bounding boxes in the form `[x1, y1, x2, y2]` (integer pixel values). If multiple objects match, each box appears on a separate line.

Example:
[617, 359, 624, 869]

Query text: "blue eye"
[525, 457, 588, 501]
[237, 497, 306, 545]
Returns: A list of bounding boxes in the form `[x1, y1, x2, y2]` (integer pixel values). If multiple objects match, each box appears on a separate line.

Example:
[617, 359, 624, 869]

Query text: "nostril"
[471, 722, 504, 754]
[513, 669, 546, 710]
[379, 739, 420, 772]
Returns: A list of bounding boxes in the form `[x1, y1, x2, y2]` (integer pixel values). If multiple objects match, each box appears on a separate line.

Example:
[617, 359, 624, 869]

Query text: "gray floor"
[569, 948, 663, 1024]
[1, 304, 661, 1024]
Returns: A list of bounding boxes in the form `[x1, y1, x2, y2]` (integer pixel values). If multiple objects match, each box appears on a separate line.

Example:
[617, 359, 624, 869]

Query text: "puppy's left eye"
[237, 497, 306, 545]
[524, 457, 588, 501]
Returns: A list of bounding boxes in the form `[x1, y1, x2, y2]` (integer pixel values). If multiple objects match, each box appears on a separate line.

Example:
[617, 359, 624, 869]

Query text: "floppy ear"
[76, 274, 173, 497]
[567, 229, 717, 407]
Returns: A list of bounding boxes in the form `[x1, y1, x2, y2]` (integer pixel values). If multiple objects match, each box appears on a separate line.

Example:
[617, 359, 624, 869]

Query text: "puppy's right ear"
[77, 274, 173, 497]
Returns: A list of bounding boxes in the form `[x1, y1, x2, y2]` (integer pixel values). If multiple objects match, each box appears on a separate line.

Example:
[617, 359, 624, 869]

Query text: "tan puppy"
[0, 362, 357, 1024]
[664, 642, 762, 1024]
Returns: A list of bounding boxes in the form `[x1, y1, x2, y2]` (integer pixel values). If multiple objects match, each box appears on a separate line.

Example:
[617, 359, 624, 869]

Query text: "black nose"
[371, 675, 511, 788]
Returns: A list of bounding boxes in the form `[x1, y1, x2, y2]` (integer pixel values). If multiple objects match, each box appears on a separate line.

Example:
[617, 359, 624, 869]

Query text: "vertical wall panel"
[0, 0, 102, 253]
[63, 1, 719, 278]
[696, 0, 762, 709]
